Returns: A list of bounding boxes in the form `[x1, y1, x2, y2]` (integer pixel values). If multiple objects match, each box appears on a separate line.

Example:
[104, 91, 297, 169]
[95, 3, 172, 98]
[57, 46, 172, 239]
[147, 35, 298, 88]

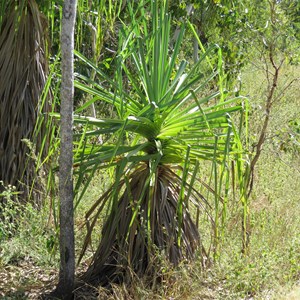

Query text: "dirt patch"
[0, 260, 57, 299]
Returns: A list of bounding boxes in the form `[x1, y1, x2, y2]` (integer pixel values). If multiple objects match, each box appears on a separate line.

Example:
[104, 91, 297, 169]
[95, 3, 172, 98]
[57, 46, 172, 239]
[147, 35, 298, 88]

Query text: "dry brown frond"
[0, 0, 49, 202]
[79, 164, 206, 287]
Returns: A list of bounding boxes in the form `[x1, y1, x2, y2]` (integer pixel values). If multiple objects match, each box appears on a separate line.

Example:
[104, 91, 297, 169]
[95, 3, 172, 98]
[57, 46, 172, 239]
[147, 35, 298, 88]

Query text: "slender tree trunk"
[56, 0, 77, 298]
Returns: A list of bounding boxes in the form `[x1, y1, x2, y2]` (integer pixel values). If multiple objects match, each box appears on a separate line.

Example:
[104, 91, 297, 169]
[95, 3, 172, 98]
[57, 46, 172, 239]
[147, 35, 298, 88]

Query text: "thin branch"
[247, 48, 281, 197]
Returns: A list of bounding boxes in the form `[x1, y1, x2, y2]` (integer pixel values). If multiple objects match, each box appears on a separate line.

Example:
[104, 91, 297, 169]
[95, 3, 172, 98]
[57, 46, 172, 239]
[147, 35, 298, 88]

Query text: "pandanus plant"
[0, 0, 49, 201]
[72, 1, 243, 285]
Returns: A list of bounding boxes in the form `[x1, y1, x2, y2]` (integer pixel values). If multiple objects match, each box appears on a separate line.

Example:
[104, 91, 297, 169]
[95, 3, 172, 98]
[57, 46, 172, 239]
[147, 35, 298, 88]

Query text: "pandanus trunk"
[0, 0, 49, 202]
[80, 163, 202, 286]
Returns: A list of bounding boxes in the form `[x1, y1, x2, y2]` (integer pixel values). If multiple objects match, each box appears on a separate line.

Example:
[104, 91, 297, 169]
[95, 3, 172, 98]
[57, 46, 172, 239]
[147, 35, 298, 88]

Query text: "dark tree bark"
[55, 0, 77, 298]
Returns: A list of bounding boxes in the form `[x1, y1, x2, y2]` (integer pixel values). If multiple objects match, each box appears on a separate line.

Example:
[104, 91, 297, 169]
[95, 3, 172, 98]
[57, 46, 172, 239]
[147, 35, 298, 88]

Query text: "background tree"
[0, 0, 49, 203]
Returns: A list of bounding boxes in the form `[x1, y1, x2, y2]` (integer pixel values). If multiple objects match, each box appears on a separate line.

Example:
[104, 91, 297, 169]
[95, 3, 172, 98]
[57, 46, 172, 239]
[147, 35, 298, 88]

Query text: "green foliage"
[72, 7, 242, 170]
[274, 118, 300, 155]
[0, 183, 57, 267]
[221, 209, 300, 299]
[0, 182, 21, 241]
[174, 0, 300, 89]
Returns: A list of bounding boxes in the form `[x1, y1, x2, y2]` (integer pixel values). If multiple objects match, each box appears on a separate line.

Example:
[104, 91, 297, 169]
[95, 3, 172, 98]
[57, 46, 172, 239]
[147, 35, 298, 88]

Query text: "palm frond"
[0, 0, 49, 202]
